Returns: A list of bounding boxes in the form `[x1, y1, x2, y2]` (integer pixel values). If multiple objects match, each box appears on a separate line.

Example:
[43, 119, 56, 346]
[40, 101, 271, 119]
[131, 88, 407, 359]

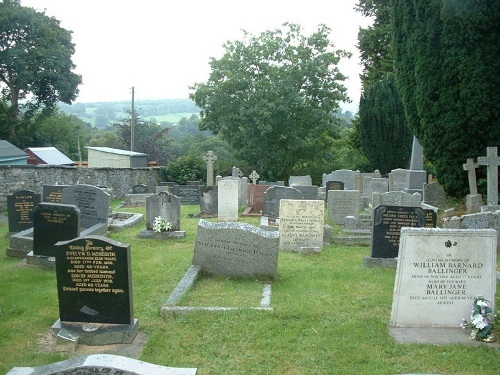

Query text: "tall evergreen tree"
[392, 0, 500, 197]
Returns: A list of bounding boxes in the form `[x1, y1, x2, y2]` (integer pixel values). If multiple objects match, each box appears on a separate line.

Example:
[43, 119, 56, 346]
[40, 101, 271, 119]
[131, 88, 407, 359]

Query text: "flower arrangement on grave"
[460, 295, 496, 342]
[152, 216, 172, 233]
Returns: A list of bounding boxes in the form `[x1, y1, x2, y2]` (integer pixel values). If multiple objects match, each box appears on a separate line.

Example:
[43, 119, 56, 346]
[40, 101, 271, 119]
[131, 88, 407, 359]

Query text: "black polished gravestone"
[54, 236, 133, 325]
[42, 184, 69, 204]
[7, 189, 41, 233]
[326, 180, 344, 191]
[33, 203, 80, 257]
[173, 184, 200, 205]
[371, 205, 426, 258]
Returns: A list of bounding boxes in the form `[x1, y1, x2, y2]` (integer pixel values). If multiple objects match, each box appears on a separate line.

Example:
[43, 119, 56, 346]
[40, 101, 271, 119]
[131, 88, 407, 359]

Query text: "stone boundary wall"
[0, 165, 160, 211]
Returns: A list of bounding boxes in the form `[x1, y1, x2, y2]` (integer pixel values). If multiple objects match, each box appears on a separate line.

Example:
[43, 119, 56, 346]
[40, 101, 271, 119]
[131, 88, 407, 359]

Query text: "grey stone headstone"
[288, 175, 312, 186]
[7, 189, 41, 233]
[146, 192, 181, 231]
[423, 182, 452, 209]
[409, 136, 424, 170]
[327, 190, 360, 225]
[262, 186, 304, 219]
[192, 219, 279, 278]
[477, 146, 500, 206]
[389, 168, 409, 192]
[61, 184, 110, 229]
[199, 186, 218, 215]
[331, 169, 356, 190]
[293, 185, 319, 200]
[372, 191, 421, 209]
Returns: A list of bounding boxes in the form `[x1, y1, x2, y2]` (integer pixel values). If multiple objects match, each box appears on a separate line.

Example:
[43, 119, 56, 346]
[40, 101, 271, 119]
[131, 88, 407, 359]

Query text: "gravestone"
[372, 191, 421, 209]
[203, 151, 217, 186]
[293, 185, 319, 200]
[405, 137, 427, 195]
[192, 219, 280, 278]
[243, 184, 271, 216]
[33, 203, 80, 257]
[288, 175, 312, 186]
[173, 184, 200, 205]
[463, 158, 483, 212]
[443, 210, 500, 246]
[53, 235, 138, 346]
[199, 186, 218, 216]
[218, 179, 239, 221]
[477, 147, 500, 207]
[279, 199, 324, 251]
[331, 169, 356, 190]
[7, 189, 41, 233]
[370, 177, 389, 197]
[325, 180, 344, 191]
[370, 205, 426, 258]
[423, 182, 452, 209]
[388, 169, 409, 192]
[131, 184, 149, 194]
[145, 192, 181, 231]
[43, 184, 69, 203]
[249, 170, 260, 184]
[391, 228, 497, 327]
[61, 184, 110, 231]
[262, 186, 303, 220]
[327, 190, 360, 225]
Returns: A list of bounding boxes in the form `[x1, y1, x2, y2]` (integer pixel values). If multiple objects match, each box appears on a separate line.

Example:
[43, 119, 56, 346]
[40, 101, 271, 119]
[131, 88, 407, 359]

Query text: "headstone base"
[390, 327, 500, 347]
[331, 236, 371, 246]
[299, 247, 322, 256]
[51, 318, 139, 349]
[22, 251, 56, 270]
[138, 230, 187, 239]
[481, 204, 500, 212]
[241, 207, 261, 217]
[260, 216, 279, 231]
[465, 194, 483, 212]
[363, 256, 397, 269]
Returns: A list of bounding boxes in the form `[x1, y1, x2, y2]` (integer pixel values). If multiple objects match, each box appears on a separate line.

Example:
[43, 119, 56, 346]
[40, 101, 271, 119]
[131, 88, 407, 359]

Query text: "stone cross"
[462, 158, 479, 195]
[203, 151, 217, 187]
[477, 147, 500, 205]
[249, 170, 260, 184]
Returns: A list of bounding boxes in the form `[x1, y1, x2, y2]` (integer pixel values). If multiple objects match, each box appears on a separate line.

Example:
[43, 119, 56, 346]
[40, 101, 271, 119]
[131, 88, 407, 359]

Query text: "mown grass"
[0, 204, 499, 374]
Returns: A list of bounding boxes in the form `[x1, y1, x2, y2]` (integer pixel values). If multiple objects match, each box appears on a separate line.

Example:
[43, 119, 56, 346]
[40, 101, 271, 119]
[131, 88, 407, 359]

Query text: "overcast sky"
[21, 0, 372, 112]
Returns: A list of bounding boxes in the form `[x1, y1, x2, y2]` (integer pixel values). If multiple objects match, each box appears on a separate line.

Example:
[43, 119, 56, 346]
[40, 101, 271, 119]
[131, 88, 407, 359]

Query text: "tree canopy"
[0, 0, 81, 138]
[190, 23, 350, 182]
[392, 0, 500, 197]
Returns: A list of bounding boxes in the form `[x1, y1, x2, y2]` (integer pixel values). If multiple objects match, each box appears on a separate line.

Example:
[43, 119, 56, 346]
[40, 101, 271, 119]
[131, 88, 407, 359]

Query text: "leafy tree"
[190, 23, 350, 181]
[0, 0, 81, 139]
[358, 74, 412, 174]
[88, 130, 125, 150]
[392, 0, 500, 197]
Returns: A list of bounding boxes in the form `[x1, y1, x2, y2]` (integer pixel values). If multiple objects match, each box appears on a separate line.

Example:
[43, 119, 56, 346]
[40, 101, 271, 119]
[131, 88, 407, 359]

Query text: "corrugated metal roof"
[0, 140, 28, 158]
[25, 147, 74, 165]
[86, 146, 148, 156]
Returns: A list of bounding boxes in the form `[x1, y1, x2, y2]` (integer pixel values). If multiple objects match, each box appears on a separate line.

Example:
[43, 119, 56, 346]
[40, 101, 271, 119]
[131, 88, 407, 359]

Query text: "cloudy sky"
[22, 0, 372, 112]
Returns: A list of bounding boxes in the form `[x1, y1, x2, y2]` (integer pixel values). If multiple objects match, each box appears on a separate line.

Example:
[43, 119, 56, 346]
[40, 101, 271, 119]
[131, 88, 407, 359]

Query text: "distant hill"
[58, 98, 200, 128]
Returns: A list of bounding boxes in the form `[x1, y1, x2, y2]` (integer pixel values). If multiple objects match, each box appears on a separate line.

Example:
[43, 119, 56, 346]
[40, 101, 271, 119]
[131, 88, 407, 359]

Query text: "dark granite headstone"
[424, 209, 437, 228]
[33, 203, 80, 257]
[371, 205, 426, 258]
[7, 189, 41, 233]
[54, 236, 133, 324]
[247, 184, 271, 214]
[326, 180, 344, 191]
[199, 186, 218, 215]
[43, 185, 69, 203]
[262, 186, 303, 219]
[61, 184, 110, 229]
[293, 185, 319, 200]
[173, 185, 200, 205]
[132, 184, 149, 194]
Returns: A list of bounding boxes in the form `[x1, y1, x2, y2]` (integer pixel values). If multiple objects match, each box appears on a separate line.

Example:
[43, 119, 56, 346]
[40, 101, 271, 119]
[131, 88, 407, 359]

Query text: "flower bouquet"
[460, 295, 496, 342]
[152, 216, 172, 233]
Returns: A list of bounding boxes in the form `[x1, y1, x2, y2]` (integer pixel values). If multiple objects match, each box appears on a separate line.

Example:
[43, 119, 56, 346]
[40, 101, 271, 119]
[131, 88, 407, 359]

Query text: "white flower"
[471, 314, 487, 329]
[477, 300, 488, 308]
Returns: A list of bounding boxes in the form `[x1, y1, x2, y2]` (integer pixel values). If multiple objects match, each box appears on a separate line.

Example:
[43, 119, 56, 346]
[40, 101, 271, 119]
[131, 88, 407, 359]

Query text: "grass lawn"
[0, 204, 499, 374]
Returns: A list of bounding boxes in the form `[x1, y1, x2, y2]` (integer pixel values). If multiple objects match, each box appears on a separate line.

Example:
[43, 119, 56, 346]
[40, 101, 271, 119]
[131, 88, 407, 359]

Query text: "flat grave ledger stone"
[7, 189, 41, 233]
[54, 236, 133, 324]
[279, 199, 324, 251]
[61, 184, 110, 230]
[288, 175, 312, 186]
[218, 179, 239, 221]
[371, 205, 426, 259]
[391, 227, 497, 327]
[33, 203, 80, 257]
[325, 180, 344, 191]
[192, 219, 280, 278]
[131, 184, 149, 194]
[199, 186, 218, 216]
[43, 184, 69, 204]
[262, 186, 303, 220]
[145, 192, 181, 231]
[173, 184, 200, 205]
[327, 190, 360, 225]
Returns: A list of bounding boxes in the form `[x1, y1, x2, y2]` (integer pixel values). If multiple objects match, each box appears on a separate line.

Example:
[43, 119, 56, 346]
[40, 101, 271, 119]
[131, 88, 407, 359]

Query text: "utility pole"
[131, 86, 135, 151]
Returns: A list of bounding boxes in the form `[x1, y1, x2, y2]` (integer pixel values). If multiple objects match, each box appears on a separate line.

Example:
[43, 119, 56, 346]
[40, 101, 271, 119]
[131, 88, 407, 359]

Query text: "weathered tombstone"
[199, 186, 218, 216]
[388, 168, 409, 192]
[327, 190, 360, 225]
[7, 189, 41, 233]
[218, 179, 239, 221]
[279, 199, 324, 251]
[61, 184, 110, 232]
[463, 158, 483, 212]
[203, 151, 217, 187]
[370, 177, 389, 197]
[262, 186, 303, 220]
[293, 185, 319, 200]
[43, 184, 69, 203]
[391, 228, 497, 328]
[370, 205, 426, 259]
[146, 192, 182, 231]
[331, 169, 356, 190]
[33, 203, 80, 257]
[372, 191, 421, 209]
[288, 175, 312, 186]
[173, 184, 200, 205]
[477, 146, 500, 207]
[192, 219, 280, 278]
[423, 182, 452, 210]
[443, 210, 500, 247]
[131, 184, 149, 194]
[53, 236, 138, 346]
[242, 184, 270, 216]
[325, 180, 344, 191]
